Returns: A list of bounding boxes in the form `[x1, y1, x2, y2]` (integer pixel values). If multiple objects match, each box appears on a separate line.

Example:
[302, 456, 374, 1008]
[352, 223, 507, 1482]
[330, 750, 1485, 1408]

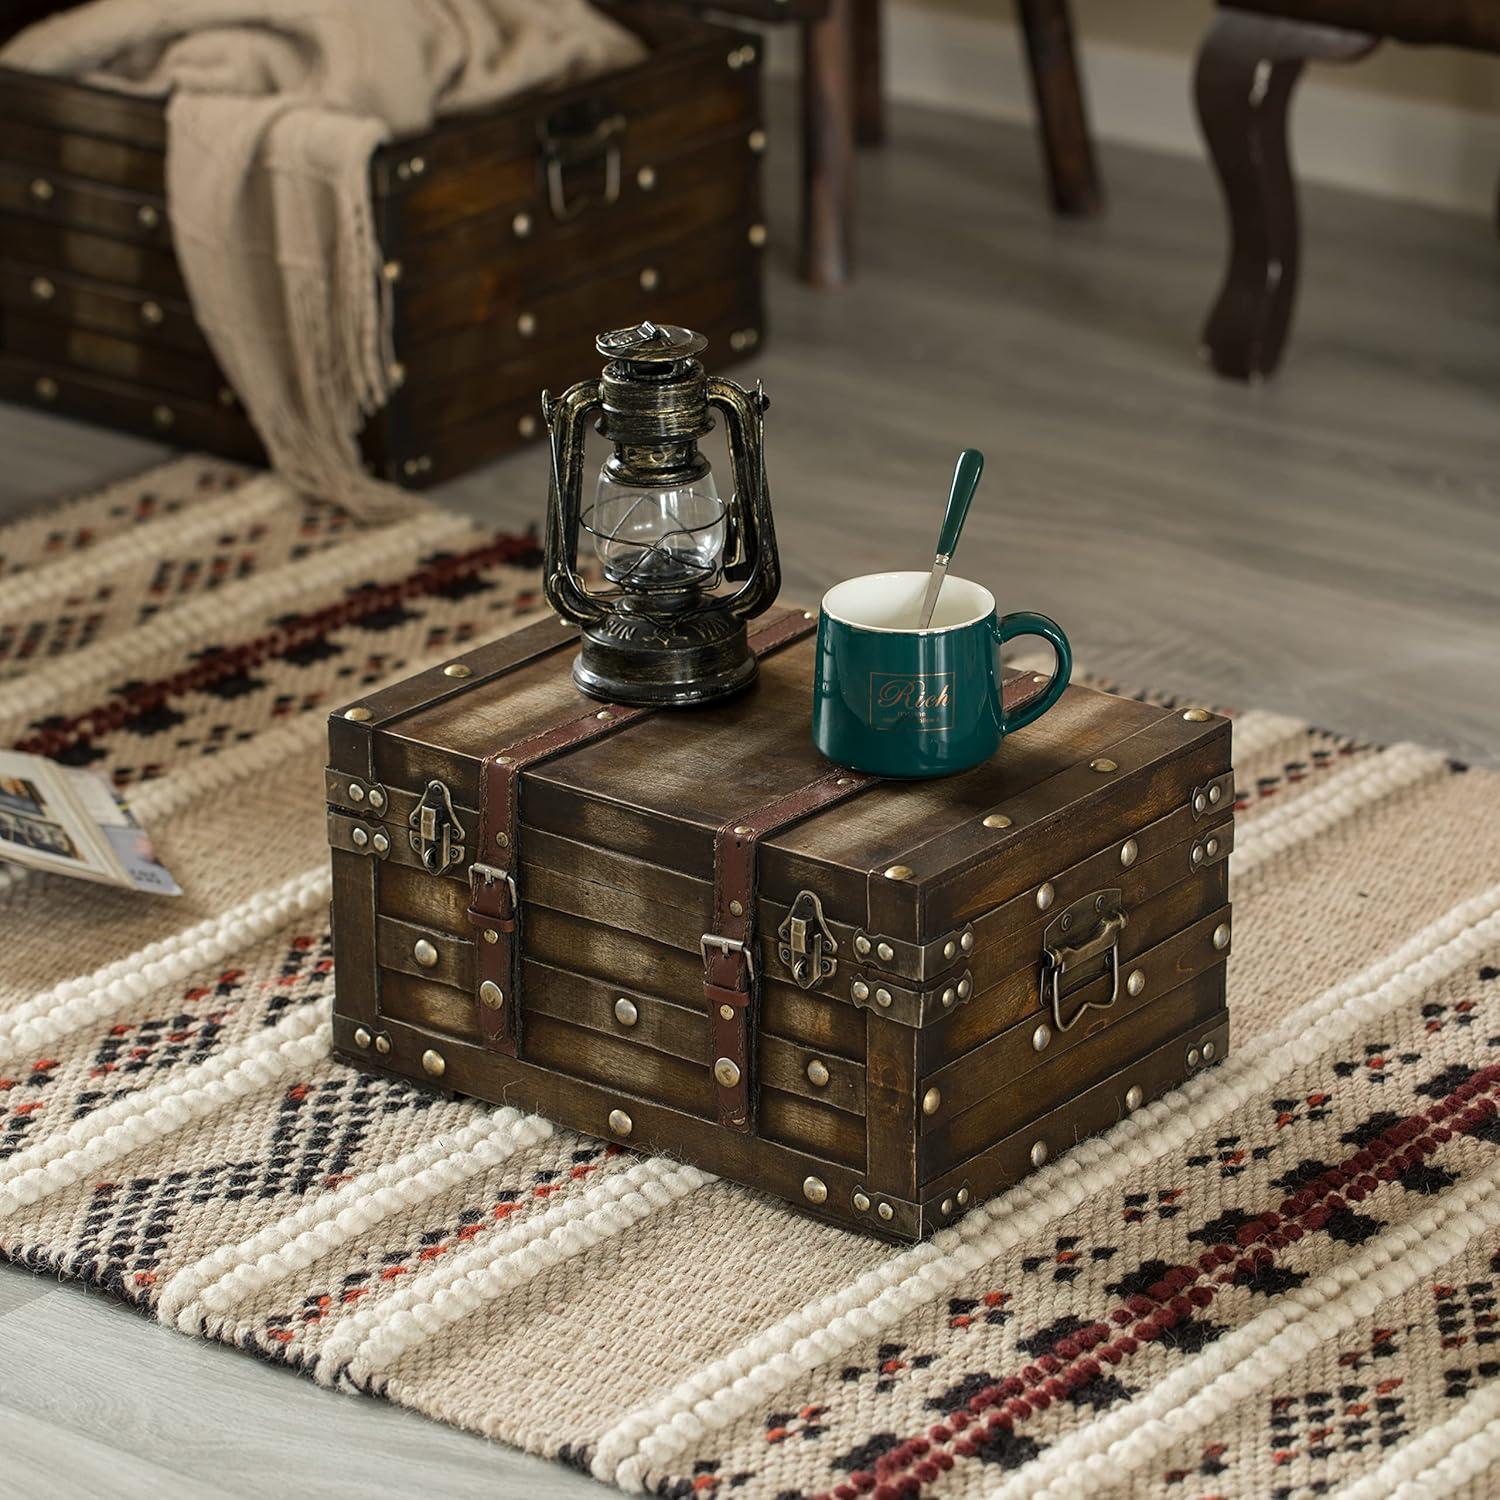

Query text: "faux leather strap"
[703, 766, 880, 1129]
[470, 608, 815, 1054]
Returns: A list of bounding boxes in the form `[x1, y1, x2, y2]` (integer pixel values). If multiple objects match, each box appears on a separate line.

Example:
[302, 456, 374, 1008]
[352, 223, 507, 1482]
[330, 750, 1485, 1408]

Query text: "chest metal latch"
[408, 779, 466, 873]
[777, 889, 838, 990]
[1040, 888, 1128, 1031]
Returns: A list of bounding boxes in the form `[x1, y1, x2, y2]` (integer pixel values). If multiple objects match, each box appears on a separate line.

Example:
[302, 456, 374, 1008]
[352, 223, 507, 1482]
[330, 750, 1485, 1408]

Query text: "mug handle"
[991, 610, 1072, 734]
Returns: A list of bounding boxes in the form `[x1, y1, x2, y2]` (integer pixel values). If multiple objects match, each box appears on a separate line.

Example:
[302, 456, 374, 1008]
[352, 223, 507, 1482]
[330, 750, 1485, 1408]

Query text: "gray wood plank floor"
[1, 89, 1497, 1498]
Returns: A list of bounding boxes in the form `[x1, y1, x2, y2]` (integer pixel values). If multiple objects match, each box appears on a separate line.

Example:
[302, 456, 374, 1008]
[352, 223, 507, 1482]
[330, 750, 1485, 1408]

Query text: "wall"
[868, 0, 1500, 213]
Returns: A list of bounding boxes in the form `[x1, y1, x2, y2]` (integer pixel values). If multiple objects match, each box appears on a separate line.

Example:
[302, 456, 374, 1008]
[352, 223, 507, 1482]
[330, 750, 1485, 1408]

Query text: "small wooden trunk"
[0, 2, 765, 487]
[325, 610, 1234, 1241]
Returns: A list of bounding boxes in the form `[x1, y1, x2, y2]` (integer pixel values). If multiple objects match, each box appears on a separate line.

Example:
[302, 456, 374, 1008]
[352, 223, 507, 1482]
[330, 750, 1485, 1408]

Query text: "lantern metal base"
[572, 611, 758, 707]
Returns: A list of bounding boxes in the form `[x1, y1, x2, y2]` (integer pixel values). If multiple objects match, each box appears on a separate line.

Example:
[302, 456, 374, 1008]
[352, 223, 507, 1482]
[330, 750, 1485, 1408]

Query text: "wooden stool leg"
[801, 0, 857, 288]
[853, 0, 884, 147]
[1196, 11, 1376, 380]
[1014, 0, 1101, 218]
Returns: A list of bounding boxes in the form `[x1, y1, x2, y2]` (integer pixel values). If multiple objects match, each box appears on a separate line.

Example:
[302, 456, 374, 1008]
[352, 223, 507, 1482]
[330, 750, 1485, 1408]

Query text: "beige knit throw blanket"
[1, 0, 645, 520]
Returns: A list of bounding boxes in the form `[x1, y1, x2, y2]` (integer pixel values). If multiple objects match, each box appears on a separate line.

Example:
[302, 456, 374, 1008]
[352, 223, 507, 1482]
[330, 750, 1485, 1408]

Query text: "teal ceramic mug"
[812, 571, 1071, 778]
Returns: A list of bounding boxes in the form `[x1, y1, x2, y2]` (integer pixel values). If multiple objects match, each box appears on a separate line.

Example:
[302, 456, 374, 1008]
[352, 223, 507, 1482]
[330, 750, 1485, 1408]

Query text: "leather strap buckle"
[701, 933, 756, 986]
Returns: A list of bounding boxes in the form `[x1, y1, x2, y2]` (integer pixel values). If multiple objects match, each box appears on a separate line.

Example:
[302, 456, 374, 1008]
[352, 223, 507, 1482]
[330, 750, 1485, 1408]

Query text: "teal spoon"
[916, 448, 985, 629]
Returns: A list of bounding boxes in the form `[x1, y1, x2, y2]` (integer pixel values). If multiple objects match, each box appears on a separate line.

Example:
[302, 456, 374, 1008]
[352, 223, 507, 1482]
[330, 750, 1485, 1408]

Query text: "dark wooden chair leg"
[801, 0, 857, 288]
[1014, 0, 1101, 218]
[1196, 10, 1376, 380]
[853, 0, 884, 147]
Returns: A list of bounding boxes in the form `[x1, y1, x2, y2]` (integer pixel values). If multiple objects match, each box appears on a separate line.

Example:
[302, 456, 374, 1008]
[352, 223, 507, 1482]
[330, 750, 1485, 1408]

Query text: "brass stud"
[367, 788, 386, 811]
[1202, 1039, 1217, 1061]
[408, 155, 426, 176]
[479, 980, 504, 1009]
[137, 203, 161, 230]
[1030, 1140, 1049, 1168]
[34, 376, 58, 402]
[346, 784, 363, 804]
[836, 777, 854, 786]
[518, 414, 539, 439]
[1127, 968, 1146, 997]
[733, 825, 752, 836]
[1213, 922, 1231, 951]
[374, 1032, 392, 1055]
[371, 832, 390, 854]
[729, 899, 744, 917]
[960, 931, 975, 953]
[877, 1201, 894, 1221]
[851, 980, 869, 1001]
[806, 1058, 830, 1088]
[344, 706, 372, 721]
[1036, 882, 1055, 911]
[352, 1026, 372, 1049]
[609, 1108, 633, 1138]
[141, 300, 164, 326]
[218, 386, 237, 407]
[957, 1187, 970, 1206]
[874, 987, 893, 1007]
[748, 223, 768, 248]
[884, 865, 913, 881]
[1187, 1046, 1201, 1068]
[1120, 838, 1139, 868]
[1183, 708, 1211, 722]
[1125, 1084, 1144, 1111]
[443, 663, 472, 679]
[512, 211, 532, 238]
[1191, 844, 1205, 866]
[152, 404, 175, 429]
[942, 940, 957, 961]
[876, 941, 894, 962]
[613, 997, 639, 1028]
[482, 929, 498, 945]
[30, 276, 55, 301]
[413, 938, 438, 968]
[495, 832, 510, 848]
[713, 1057, 741, 1088]
[382, 259, 402, 283]
[351, 827, 369, 848]
[1206, 836, 1220, 857]
[1193, 793, 1208, 814]
[1032, 1023, 1051, 1052]
[727, 47, 745, 68]
[517, 311, 537, 338]
[636, 165, 657, 190]
[802, 1175, 828, 1204]
[1209, 784, 1224, 805]
[1090, 758, 1119, 774]
[719, 1004, 734, 1021]
[941, 987, 956, 1008]
[639, 266, 659, 291]
[956, 976, 972, 1000]
[421, 1048, 445, 1077]
[30, 177, 54, 202]
[922, 1087, 941, 1116]
[941, 1197, 954, 1216]
[852, 1189, 871, 1212]
[854, 936, 871, 957]
[983, 813, 1013, 829]
[596, 709, 612, 721]
[748, 128, 767, 153]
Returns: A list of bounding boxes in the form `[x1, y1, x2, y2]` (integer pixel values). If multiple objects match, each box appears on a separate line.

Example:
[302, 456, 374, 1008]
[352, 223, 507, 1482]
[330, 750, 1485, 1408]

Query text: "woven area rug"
[3, 458, 1498, 1500]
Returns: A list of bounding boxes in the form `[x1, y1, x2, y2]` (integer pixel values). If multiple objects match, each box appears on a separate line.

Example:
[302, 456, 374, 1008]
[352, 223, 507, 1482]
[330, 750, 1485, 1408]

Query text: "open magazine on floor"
[0, 749, 181, 895]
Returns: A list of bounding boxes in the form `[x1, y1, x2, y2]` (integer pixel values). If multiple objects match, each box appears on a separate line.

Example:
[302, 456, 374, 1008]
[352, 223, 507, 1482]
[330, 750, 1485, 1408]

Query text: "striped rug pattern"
[2, 459, 1497, 1499]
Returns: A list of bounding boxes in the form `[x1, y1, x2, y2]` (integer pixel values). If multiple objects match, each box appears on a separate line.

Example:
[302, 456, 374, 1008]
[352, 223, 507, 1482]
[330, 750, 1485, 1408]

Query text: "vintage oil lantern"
[541, 321, 781, 705]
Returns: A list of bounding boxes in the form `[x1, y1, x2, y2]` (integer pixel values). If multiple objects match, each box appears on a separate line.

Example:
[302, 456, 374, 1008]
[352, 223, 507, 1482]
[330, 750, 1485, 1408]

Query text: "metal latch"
[408, 779, 466, 873]
[1039, 888, 1128, 1032]
[539, 103, 625, 221]
[777, 890, 838, 990]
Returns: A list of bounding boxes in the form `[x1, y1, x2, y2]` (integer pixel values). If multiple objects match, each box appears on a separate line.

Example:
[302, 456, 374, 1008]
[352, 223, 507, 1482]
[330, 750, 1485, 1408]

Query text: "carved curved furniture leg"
[801, 0, 857, 287]
[1196, 10, 1377, 381]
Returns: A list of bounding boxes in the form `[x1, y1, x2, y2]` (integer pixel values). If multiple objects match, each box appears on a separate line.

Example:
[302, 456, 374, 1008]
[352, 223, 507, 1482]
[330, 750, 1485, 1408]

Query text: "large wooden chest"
[0, 2, 765, 487]
[325, 608, 1234, 1241]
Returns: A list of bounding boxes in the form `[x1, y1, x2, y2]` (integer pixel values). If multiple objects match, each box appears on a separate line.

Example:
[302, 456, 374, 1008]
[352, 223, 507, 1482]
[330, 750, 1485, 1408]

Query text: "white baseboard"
[766, 0, 1500, 217]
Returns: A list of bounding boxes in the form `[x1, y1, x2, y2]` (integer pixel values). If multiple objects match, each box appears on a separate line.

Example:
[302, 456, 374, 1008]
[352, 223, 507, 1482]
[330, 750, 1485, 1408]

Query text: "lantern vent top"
[597, 321, 708, 366]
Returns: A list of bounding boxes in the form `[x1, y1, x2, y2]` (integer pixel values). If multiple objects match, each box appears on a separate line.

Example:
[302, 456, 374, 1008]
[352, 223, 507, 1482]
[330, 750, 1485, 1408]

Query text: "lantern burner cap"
[597, 321, 708, 363]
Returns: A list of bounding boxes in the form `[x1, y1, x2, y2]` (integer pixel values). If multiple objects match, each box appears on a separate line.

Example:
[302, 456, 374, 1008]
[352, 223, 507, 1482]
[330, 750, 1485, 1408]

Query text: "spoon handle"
[937, 449, 984, 558]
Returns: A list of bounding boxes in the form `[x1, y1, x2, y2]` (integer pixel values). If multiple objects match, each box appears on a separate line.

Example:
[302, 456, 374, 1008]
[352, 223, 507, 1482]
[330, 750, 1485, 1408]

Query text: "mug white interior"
[821, 571, 995, 633]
